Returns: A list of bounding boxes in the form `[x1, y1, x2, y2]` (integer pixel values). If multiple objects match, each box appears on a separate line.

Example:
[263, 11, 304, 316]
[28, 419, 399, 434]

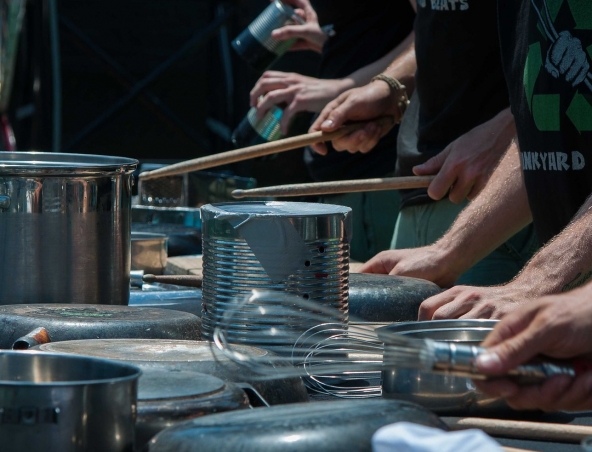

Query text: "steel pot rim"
[0, 350, 142, 387]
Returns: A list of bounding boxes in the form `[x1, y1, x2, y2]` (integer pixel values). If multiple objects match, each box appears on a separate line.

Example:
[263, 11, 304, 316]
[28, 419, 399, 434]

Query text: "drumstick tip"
[142, 274, 157, 283]
[232, 189, 245, 198]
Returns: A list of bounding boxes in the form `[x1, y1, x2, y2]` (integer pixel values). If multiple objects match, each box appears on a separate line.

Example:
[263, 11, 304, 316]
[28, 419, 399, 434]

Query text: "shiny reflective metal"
[131, 232, 168, 275]
[200, 201, 352, 348]
[136, 170, 256, 208]
[0, 350, 141, 452]
[231, 106, 284, 148]
[0, 0, 26, 112]
[129, 281, 202, 317]
[35, 339, 309, 406]
[231, 0, 305, 71]
[378, 320, 506, 414]
[0, 152, 138, 305]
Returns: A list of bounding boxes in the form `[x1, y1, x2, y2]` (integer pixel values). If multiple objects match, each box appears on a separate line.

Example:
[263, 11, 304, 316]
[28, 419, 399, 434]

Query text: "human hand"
[473, 284, 592, 411]
[250, 71, 352, 134]
[412, 111, 515, 203]
[545, 30, 591, 87]
[308, 81, 400, 155]
[417, 282, 537, 321]
[271, 0, 327, 53]
[359, 246, 460, 288]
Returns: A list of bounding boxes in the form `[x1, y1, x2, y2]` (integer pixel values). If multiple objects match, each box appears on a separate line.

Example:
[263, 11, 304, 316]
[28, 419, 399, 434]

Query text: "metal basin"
[0, 350, 141, 452]
[131, 232, 168, 274]
[377, 320, 507, 415]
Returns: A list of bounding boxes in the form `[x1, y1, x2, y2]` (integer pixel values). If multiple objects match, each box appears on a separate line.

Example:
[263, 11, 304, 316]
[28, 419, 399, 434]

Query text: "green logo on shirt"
[524, 0, 592, 132]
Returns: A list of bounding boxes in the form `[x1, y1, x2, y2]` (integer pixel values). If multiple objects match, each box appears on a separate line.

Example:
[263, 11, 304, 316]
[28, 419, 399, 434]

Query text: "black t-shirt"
[303, 0, 415, 181]
[397, 0, 509, 205]
[498, 0, 592, 244]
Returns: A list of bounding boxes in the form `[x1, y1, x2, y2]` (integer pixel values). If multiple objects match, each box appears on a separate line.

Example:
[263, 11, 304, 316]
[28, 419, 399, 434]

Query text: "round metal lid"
[37, 339, 269, 361]
[201, 201, 351, 218]
[0, 305, 197, 323]
[139, 369, 226, 401]
[0, 152, 137, 175]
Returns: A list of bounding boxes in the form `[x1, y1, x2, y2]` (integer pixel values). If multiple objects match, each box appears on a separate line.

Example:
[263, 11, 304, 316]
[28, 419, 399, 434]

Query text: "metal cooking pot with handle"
[0, 350, 141, 452]
[0, 152, 138, 305]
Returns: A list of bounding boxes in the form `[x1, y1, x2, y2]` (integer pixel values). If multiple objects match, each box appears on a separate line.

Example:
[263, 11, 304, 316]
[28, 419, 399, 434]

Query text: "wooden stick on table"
[444, 416, 592, 443]
[231, 176, 434, 198]
[138, 117, 394, 181]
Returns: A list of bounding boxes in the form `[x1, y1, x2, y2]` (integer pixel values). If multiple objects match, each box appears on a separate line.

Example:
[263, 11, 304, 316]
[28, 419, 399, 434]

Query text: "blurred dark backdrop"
[9, 0, 319, 185]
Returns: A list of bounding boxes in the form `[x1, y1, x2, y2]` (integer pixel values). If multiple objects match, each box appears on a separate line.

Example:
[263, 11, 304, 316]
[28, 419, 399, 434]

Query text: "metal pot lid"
[0, 304, 196, 323]
[0, 152, 138, 175]
[201, 201, 351, 218]
[146, 399, 446, 452]
[139, 369, 226, 401]
[37, 339, 268, 361]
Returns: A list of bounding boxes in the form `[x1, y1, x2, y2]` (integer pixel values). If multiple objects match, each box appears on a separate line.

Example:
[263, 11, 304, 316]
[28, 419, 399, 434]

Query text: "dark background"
[9, 0, 319, 186]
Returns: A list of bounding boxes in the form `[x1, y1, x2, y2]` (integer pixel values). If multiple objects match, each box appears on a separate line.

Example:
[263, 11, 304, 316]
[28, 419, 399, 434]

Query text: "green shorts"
[320, 190, 400, 263]
[390, 198, 539, 286]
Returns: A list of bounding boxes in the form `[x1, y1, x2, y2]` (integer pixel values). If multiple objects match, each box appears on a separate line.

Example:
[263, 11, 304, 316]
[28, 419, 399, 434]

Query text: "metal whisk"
[212, 290, 590, 395]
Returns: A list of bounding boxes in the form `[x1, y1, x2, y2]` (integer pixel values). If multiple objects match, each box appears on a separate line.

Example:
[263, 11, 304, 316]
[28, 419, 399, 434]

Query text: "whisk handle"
[430, 342, 591, 384]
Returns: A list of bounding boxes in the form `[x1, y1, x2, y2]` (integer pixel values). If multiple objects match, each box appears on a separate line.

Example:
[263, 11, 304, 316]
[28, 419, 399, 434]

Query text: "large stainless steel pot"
[0, 350, 141, 452]
[0, 152, 138, 305]
[377, 320, 507, 415]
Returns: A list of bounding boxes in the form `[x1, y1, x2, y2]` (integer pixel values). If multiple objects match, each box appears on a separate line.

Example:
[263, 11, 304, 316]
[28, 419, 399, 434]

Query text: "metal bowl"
[377, 320, 507, 414]
[131, 232, 168, 274]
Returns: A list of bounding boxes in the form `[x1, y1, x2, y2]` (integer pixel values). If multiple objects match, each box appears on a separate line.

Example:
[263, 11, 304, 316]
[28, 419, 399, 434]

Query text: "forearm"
[434, 141, 533, 274]
[511, 194, 592, 295]
[340, 32, 416, 93]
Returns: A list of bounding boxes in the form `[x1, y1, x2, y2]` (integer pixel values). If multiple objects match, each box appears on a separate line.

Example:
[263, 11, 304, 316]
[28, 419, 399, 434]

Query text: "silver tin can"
[200, 201, 352, 346]
[232, 0, 304, 72]
[0, 152, 137, 305]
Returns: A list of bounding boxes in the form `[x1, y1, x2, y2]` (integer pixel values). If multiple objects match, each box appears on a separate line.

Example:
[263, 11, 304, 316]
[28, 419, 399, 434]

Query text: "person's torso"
[498, 0, 592, 244]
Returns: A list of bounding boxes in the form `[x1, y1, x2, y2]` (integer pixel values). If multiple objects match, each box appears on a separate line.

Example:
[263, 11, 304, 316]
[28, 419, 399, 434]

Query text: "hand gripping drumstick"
[138, 117, 394, 181]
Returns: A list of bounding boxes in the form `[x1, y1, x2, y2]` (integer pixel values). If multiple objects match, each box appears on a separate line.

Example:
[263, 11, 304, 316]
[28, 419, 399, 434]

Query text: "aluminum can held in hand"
[231, 0, 304, 72]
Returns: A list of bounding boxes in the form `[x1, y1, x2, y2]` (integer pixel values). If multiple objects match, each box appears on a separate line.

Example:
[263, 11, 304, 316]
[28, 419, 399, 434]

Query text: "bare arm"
[360, 141, 531, 286]
[417, 153, 592, 320]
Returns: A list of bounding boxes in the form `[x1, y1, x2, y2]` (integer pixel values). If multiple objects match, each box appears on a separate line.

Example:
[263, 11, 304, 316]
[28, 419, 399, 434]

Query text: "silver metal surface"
[379, 320, 505, 414]
[200, 202, 352, 350]
[246, 105, 284, 142]
[129, 282, 202, 317]
[247, 0, 303, 55]
[0, 350, 140, 452]
[36, 339, 309, 406]
[0, 152, 137, 306]
[131, 232, 168, 275]
[0, 0, 26, 112]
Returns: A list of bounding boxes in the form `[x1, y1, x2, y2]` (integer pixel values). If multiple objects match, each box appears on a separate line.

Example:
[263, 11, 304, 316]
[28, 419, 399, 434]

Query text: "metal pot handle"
[12, 327, 52, 350]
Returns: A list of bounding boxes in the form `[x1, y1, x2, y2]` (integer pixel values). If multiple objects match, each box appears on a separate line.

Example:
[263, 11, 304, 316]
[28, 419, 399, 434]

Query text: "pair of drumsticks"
[138, 117, 433, 198]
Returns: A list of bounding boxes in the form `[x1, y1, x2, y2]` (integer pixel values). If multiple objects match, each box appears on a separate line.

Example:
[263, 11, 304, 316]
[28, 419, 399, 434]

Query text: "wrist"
[370, 74, 409, 122]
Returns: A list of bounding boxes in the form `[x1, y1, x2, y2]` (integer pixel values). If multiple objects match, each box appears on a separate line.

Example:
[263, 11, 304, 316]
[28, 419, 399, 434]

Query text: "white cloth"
[372, 422, 503, 452]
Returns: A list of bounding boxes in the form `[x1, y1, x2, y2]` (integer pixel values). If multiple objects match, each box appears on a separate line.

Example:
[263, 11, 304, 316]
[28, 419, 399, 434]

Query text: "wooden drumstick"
[232, 176, 434, 198]
[444, 416, 592, 443]
[143, 274, 203, 288]
[138, 117, 394, 181]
